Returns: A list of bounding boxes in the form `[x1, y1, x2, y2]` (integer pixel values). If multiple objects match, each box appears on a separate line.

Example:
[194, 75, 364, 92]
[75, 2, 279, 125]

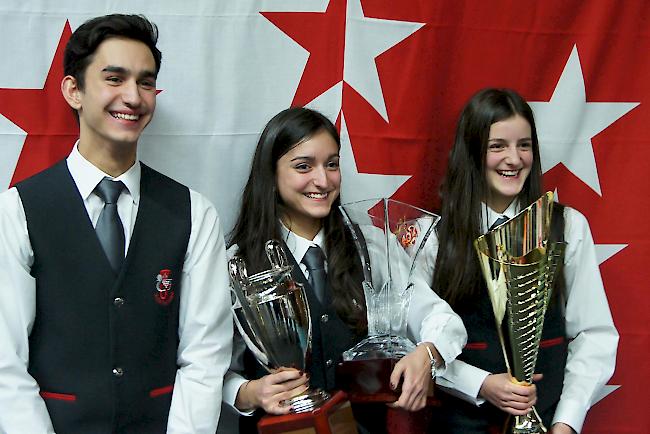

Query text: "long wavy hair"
[432, 88, 560, 311]
[229, 107, 367, 333]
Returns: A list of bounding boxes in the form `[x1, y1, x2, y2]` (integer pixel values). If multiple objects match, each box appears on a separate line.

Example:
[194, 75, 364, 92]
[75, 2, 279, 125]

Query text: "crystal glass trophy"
[474, 192, 565, 433]
[338, 199, 439, 361]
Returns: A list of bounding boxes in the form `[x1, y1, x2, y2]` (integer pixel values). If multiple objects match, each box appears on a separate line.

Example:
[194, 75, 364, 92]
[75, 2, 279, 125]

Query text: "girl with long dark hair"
[219, 107, 466, 433]
[423, 88, 618, 433]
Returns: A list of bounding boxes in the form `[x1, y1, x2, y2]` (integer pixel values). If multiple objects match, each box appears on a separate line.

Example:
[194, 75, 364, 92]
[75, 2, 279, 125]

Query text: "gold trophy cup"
[474, 192, 565, 433]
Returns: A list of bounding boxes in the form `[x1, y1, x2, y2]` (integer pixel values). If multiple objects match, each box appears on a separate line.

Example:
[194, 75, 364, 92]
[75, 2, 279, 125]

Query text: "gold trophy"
[474, 192, 565, 433]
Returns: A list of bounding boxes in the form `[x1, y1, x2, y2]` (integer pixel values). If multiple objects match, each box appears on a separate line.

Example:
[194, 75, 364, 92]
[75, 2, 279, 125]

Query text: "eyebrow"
[101, 65, 157, 79]
[290, 153, 340, 162]
[487, 137, 532, 142]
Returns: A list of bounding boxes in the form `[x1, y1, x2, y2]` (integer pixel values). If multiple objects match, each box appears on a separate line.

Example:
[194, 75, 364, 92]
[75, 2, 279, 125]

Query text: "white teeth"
[305, 193, 327, 199]
[498, 170, 518, 177]
[112, 112, 139, 121]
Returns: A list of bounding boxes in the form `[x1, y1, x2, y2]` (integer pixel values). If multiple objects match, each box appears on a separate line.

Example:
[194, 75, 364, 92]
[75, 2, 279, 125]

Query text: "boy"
[0, 14, 232, 433]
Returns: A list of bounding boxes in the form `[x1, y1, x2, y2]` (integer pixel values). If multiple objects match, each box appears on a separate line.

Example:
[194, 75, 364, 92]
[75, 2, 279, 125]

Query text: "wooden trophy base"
[257, 390, 358, 434]
[337, 358, 440, 434]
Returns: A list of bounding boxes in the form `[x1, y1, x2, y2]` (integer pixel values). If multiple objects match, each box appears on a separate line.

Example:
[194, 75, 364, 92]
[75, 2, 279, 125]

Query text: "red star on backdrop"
[0, 21, 77, 187]
[261, 1, 345, 108]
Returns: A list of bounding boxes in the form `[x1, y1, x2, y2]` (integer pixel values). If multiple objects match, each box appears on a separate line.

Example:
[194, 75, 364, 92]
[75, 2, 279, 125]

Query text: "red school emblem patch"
[155, 269, 175, 305]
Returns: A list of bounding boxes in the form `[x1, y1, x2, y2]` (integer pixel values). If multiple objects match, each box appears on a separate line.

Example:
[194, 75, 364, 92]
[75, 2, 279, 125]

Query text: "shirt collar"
[481, 200, 520, 233]
[279, 221, 327, 264]
[66, 141, 141, 204]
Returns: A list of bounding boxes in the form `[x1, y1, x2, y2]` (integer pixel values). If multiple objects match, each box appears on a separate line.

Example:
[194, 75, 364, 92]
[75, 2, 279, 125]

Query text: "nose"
[312, 166, 328, 188]
[504, 144, 522, 165]
[121, 80, 142, 107]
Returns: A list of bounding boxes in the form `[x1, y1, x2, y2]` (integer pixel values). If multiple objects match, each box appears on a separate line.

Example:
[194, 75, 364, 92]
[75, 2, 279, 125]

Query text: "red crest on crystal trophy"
[155, 269, 175, 305]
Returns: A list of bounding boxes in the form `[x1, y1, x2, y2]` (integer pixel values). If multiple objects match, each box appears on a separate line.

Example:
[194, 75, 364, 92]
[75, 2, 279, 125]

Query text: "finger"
[532, 373, 543, 382]
[389, 362, 406, 390]
[510, 383, 536, 398]
[281, 375, 309, 390]
[503, 399, 533, 411]
[270, 369, 304, 384]
[405, 388, 426, 411]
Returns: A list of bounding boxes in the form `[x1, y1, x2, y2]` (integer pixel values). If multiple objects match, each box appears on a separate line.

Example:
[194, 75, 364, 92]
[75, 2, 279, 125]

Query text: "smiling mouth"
[111, 112, 140, 121]
[304, 192, 328, 199]
[497, 169, 520, 178]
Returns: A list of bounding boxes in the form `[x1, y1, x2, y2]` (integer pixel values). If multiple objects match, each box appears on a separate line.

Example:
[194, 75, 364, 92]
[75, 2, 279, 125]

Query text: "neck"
[78, 140, 137, 177]
[486, 197, 515, 214]
[281, 215, 322, 241]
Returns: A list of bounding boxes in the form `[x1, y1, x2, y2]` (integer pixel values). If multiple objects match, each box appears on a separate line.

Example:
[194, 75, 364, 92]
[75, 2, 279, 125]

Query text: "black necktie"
[94, 178, 126, 272]
[489, 215, 509, 231]
[302, 246, 327, 304]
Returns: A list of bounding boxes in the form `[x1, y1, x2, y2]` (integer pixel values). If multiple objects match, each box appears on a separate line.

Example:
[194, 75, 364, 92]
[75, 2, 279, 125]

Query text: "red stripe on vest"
[149, 385, 174, 398]
[40, 391, 77, 402]
[464, 342, 488, 350]
[540, 337, 565, 348]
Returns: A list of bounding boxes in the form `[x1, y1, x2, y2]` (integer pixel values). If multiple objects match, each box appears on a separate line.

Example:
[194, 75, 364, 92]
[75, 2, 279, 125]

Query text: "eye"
[106, 76, 122, 84]
[326, 159, 340, 170]
[518, 141, 533, 149]
[488, 142, 505, 150]
[293, 163, 310, 172]
[139, 79, 156, 90]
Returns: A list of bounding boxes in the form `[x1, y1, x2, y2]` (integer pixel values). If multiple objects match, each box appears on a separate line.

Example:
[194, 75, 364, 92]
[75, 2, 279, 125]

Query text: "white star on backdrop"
[304, 39, 411, 206]
[338, 112, 410, 203]
[530, 45, 638, 196]
[343, 0, 423, 122]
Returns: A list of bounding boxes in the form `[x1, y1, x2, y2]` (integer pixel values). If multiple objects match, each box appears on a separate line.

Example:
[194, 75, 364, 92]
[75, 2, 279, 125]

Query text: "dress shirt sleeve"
[551, 208, 619, 433]
[167, 191, 233, 434]
[220, 244, 266, 420]
[222, 329, 256, 415]
[436, 359, 490, 406]
[0, 188, 56, 433]
[415, 229, 486, 405]
[408, 271, 467, 373]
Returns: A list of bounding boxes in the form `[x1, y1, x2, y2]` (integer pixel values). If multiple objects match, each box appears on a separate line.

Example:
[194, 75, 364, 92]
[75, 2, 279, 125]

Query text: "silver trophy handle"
[265, 239, 289, 269]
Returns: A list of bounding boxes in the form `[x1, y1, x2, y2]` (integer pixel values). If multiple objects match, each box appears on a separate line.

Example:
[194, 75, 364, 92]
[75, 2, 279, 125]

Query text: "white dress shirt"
[217, 222, 467, 434]
[419, 201, 619, 433]
[0, 144, 233, 434]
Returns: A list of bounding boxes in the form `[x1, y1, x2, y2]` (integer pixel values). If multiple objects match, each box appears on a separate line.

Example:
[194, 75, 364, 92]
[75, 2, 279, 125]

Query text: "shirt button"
[320, 314, 329, 323]
[112, 367, 124, 377]
[113, 297, 125, 307]
[326, 359, 333, 367]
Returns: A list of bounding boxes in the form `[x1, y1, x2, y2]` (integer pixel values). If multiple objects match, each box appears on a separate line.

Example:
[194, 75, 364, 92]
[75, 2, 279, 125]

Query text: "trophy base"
[342, 334, 416, 361]
[282, 388, 331, 413]
[336, 357, 399, 399]
[258, 390, 358, 434]
[512, 407, 547, 433]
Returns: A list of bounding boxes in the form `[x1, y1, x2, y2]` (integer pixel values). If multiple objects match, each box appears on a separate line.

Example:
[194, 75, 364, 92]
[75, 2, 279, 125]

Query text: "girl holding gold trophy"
[218, 107, 466, 433]
[421, 88, 619, 433]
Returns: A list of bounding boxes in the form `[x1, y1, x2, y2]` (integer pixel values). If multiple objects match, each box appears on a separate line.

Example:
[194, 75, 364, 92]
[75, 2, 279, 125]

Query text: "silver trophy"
[474, 192, 565, 433]
[228, 240, 330, 413]
[339, 198, 440, 361]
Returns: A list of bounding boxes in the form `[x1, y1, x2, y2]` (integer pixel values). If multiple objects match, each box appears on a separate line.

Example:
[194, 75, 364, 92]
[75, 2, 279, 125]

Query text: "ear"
[61, 75, 82, 110]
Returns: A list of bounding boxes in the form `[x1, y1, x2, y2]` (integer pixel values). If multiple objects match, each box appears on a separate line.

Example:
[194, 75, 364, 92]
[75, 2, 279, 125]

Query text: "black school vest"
[450, 208, 568, 427]
[16, 161, 191, 434]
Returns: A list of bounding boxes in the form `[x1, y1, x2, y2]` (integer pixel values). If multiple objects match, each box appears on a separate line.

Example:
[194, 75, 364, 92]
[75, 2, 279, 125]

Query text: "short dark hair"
[64, 14, 162, 90]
